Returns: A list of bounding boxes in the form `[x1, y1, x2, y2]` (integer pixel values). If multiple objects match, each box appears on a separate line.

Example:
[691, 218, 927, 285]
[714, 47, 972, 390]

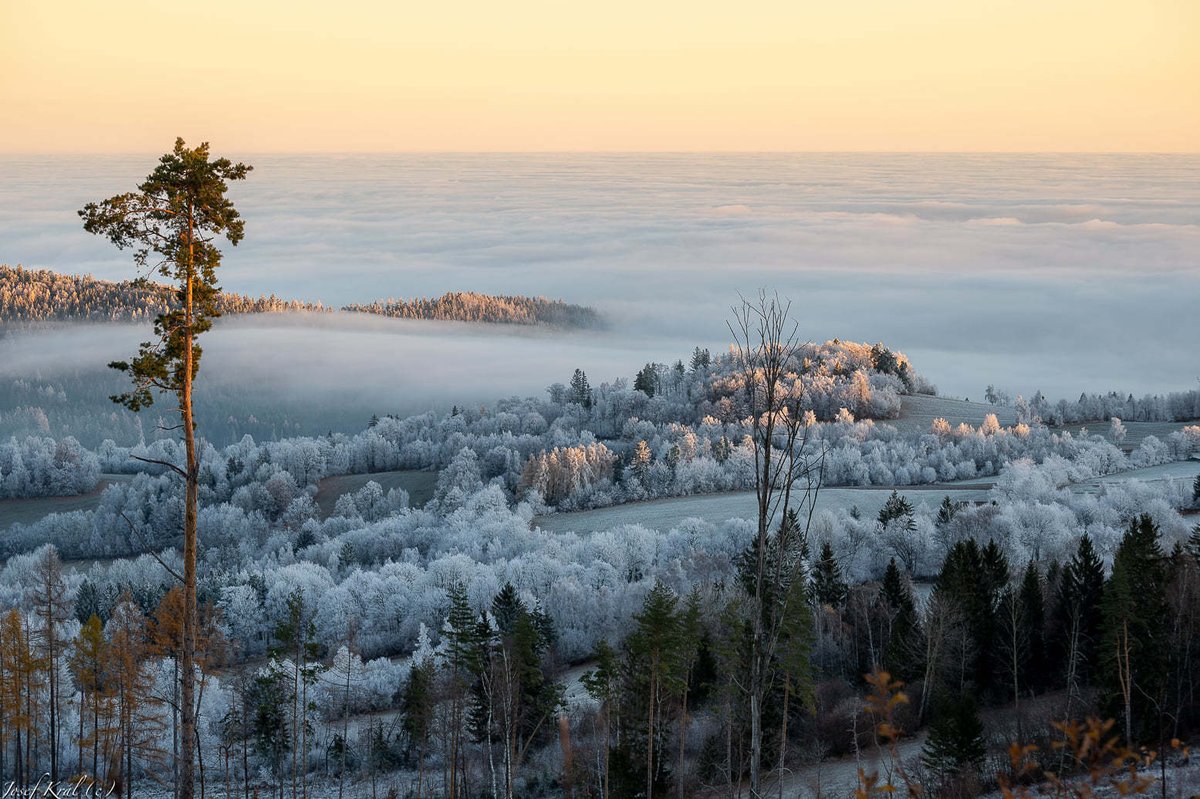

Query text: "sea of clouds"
[1, 153, 1197, 404]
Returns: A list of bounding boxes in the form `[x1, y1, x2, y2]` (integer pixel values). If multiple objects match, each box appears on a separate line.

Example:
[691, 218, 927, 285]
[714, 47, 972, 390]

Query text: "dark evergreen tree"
[936, 495, 965, 527]
[400, 657, 436, 771]
[617, 582, 685, 799]
[1055, 534, 1106, 688]
[1018, 562, 1046, 691]
[1188, 525, 1200, 567]
[569, 368, 593, 408]
[921, 695, 986, 778]
[877, 490, 916, 532]
[74, 578, 107, 625]
[811, 542, 848, 608]
[1101, 514, 1169, 743]
[634, 364, 658, 397]
[882, 557, 924, 681]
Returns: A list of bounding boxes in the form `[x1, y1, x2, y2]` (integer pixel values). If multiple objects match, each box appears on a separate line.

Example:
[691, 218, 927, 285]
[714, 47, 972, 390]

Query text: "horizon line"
[3, 149, 1199, 157]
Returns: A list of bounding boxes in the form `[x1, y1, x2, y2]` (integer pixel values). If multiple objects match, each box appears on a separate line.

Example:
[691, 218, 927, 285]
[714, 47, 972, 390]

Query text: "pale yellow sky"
[1, 0, 1197, 152]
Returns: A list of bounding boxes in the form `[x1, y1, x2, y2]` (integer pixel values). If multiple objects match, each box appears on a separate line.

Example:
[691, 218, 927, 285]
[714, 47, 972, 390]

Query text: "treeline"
[1019, 388, 1200, 425]
[0, 264, 327, 325]
[343, 291, 604, 329]
[571, 514, 1200, 798]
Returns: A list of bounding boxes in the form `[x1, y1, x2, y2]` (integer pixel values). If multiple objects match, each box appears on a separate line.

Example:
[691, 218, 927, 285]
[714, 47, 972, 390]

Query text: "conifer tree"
[935, 495, 964, 527]
[441, 583, 481, 799]
[1018, 562, 1046, 690]
[811, 542, 848, 608]
[921, 695, 985, 778]
[626, 583, 684, 799]
[569, 369, 593, 408]
[1101, 514, 1169, 744]
[881, 558, 924, 682]
[634, 364, 658, 397]
[581, 641, 621, 799]
[401, 656, 436, 799]
[80, 140, 251, 799]
[1057, 534, 1106, 696]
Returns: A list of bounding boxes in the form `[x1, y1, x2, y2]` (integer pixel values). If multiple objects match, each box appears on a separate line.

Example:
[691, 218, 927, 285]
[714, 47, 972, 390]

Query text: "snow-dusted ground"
[314, 469, 438, 515]
[889, 394, 1017, 435]
[533, 485, 993, 535]
[1070, 459, 1200, 494]
[0, 472, 133, 531]
[1054, 420, 1195, 451]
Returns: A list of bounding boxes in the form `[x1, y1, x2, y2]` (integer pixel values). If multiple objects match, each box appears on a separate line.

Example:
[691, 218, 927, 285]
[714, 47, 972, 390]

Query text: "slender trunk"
[93, 691, 99, 786]
[677, 691, 688, 799]
[777, 682, 790, 799]
[416, 739, 424, 799]
[646, 669, 656, 799]
[180, 208, 199, 799]
[78, 687, 84, 779]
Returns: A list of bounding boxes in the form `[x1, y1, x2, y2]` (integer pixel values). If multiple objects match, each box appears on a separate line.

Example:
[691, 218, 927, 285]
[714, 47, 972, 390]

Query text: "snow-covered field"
[890, 394, 1017, 435]
[0, 473, 133, 532]
[1071, 458, 1200, 493]
[1054, 420, 1195, 450]
[533, 485, 992, 534]
[315, 469, 438, 515]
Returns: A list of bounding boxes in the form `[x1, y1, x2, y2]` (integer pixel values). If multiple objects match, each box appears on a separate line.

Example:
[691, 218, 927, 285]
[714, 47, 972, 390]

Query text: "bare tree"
[727, 291, 824, 796]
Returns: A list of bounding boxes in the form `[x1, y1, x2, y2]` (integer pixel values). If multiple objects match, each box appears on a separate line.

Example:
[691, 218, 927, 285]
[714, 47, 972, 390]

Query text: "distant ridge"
[0, 264, 327, 324]
[344, 292, 604, 329]
[0, 265, 603, 330]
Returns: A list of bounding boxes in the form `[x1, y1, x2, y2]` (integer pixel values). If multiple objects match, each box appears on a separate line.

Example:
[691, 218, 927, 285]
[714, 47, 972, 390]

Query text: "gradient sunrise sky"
[2, 0, 1197, 152]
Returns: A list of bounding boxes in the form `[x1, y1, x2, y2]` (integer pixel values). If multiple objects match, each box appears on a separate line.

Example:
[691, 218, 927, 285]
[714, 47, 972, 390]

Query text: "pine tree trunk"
[180, 221, 199, 799]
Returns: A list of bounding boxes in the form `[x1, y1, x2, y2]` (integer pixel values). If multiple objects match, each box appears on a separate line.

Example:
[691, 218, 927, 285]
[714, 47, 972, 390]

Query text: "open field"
[1073, 458, 1200, 491]
[0, 474, 133, 532]
[533, 485, 993, 534]
[1, 470, 439, 534]
[1053, 420, 1195, 450]
[315, 469, 438, 516]
[889, 394, 1016, 435]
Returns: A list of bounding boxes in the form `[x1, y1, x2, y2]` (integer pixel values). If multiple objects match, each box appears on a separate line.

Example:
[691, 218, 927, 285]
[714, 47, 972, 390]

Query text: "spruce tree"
[569, 368, 593, 408]
[1101, 514, 1169, 743]
[936, 495, 964, 527]
[624, 583, 684, 799]
[1057, 534, 1106, 687]
[882, 557, 924, 680]
[877, 490, 916, 532]
[811, 542, 848, 608]
[1018, 562, 1046, 691]
[921, 695, 986, 778]
[1188, 525, 1200, 566]
[634, 364, 658, 397]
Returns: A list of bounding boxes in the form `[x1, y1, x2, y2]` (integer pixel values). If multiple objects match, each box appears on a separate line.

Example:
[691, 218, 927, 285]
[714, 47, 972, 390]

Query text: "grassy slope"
[0, 474, 134, 532]
[314, 470, 438, 517]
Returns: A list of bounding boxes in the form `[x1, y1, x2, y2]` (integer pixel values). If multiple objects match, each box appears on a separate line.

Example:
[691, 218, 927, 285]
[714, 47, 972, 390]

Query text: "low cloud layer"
[2, 153, 1197, 400]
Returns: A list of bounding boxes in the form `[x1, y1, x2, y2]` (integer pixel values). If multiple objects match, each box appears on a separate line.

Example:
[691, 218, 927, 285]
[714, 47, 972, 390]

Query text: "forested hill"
[0, 265, 603, 329]
[344, 292, 604, 328]
[0, 264, 326, 324]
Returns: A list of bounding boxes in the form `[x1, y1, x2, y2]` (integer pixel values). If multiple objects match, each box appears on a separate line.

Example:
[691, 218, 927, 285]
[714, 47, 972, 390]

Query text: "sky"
[2, 0, 1197, 152]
